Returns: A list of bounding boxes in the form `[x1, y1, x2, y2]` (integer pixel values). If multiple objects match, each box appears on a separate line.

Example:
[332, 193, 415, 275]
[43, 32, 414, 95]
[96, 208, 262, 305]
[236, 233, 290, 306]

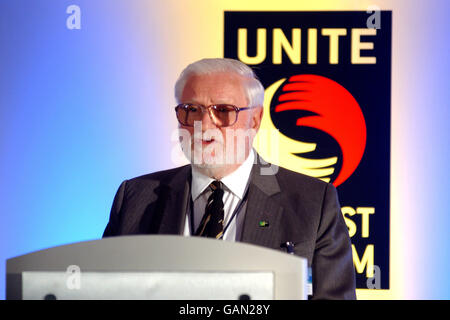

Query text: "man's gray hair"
[174, 58, 265, 108]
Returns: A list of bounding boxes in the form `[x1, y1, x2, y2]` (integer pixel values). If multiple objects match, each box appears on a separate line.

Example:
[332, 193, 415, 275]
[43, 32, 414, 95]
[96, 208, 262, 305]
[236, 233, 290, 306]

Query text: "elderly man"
[103, 58, 356, 300]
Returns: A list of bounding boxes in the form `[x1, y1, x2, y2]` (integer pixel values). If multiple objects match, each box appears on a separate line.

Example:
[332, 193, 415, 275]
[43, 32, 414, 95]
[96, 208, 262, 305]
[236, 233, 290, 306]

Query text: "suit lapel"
[154, 162, 285, 245]
[241, 164, 284, 249]
[157, 165, 191, 235]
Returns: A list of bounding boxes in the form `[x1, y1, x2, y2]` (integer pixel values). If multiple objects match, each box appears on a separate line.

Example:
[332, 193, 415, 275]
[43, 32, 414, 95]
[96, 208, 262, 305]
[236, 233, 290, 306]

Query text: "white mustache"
[192, 129, 224, 145]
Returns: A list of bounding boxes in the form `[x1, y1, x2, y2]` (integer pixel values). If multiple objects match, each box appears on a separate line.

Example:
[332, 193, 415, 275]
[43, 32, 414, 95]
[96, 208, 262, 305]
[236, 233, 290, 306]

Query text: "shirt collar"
[191, 150, 255, 200]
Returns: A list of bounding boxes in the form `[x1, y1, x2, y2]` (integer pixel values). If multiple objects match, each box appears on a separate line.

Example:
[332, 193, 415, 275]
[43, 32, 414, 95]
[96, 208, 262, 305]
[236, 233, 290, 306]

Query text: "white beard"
[179, 128, 227, 178]
[178, 123, 255, 178]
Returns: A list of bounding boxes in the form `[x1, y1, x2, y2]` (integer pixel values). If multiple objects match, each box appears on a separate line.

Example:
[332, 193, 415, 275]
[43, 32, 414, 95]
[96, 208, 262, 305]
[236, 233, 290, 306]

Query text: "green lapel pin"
[259, 220, 269, 227]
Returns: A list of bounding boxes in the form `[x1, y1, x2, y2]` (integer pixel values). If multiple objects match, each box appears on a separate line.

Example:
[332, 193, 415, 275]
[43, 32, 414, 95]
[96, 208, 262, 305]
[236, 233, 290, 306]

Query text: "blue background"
[1, 0, 449, 299]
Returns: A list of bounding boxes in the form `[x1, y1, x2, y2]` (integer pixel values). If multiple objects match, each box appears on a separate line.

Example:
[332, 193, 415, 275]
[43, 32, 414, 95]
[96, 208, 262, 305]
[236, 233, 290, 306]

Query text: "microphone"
[280, 241, 295, 254]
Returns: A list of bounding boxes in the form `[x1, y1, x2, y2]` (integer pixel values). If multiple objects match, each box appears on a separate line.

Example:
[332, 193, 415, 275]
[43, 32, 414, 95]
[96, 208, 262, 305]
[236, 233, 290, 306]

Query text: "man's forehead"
[181, 72, 248, 103]
[185, 72, 245, 86]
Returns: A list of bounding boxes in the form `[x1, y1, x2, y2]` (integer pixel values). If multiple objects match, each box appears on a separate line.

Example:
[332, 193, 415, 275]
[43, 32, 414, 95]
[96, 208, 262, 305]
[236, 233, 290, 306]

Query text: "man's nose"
[200, 108, 217, 129]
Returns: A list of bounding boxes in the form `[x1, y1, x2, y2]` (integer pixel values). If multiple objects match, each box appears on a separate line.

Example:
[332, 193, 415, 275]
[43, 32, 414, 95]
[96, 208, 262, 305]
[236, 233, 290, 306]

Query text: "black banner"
[225, 11, 391, 289]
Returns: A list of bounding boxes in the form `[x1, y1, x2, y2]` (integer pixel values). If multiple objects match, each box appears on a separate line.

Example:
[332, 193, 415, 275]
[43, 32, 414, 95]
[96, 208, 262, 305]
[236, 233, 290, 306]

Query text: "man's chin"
[181, 145, 242, 178]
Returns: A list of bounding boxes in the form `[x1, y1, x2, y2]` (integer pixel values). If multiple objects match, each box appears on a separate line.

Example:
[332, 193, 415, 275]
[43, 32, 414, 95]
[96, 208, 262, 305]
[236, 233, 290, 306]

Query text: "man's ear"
[251, 106, 264, 131]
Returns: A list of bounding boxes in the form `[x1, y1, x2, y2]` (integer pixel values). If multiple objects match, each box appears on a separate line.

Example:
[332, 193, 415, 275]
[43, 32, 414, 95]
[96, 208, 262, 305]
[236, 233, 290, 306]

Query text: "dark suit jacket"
[103, 162, 356, 300]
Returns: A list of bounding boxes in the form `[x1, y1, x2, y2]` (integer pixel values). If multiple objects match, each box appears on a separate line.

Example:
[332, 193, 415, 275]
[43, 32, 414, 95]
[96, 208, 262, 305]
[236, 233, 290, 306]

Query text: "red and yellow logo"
[254, 74, 366, 186]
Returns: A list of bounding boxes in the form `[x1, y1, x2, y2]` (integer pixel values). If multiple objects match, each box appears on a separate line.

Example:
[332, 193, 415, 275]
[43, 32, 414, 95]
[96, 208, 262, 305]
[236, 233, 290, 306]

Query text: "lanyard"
[191, 186, 250, 239]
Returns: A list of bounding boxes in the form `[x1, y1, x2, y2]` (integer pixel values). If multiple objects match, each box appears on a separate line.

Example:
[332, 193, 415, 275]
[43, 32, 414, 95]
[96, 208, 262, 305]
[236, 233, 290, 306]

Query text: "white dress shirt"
[183, 150, 255, 241]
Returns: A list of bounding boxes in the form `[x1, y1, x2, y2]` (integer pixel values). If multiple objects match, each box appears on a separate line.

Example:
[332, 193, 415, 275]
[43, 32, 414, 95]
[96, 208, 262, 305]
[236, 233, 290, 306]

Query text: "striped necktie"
[195, 180, 225, 239]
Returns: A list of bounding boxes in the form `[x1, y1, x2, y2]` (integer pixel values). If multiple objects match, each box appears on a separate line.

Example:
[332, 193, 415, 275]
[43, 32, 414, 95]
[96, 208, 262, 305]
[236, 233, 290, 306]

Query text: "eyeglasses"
[175, 103, 253, 127]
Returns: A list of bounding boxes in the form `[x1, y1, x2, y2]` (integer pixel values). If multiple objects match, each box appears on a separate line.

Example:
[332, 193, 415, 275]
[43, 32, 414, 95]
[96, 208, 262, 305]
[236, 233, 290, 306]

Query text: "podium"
[6, 235, 307, 300]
